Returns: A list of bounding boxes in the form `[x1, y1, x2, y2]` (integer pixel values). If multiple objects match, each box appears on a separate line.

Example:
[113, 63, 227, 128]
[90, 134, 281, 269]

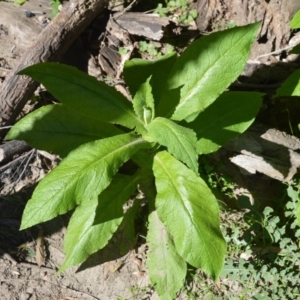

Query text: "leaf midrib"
[174, 32, 251, 115]
[49, 136, 145, 201]
[78, 136, 145, 178]
[155, 154, 218, 270]
[154, 119, 197, 171]
[69, 174, 141, 255]
[38, 71, 144, 128]
[196, 103, 252, 135]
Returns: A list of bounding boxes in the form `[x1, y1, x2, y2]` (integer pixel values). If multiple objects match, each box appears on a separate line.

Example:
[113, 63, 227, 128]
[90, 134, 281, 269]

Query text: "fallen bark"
[223, 122, 300, 182]
[110, 12, 169, 41]
[0, 0, 108, 132]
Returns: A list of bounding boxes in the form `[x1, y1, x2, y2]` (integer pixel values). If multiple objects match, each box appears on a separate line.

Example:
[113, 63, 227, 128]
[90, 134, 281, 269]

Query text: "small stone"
[25, 11, 35, 18]
[19, 293, 30, 300]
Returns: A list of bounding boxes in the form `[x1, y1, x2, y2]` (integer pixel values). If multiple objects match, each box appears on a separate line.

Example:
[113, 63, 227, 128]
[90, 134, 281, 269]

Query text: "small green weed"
[219, 187, 300, 300]
[179, 184, 300, 299]
[138, 41, 160, 57]
[50, 0, 63, 19]
[118, 47, 129, 55]
[198, 157, 235, 200]
[138, 41, 175, 59]
[128, 284, 154, 299]
[154, 0, 198, 24]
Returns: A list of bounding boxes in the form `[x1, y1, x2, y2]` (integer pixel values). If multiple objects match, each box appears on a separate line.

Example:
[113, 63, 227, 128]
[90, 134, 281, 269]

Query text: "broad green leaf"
[290, 10, 300, 29]
[19, 63, 144, 132]
[59, 173, 140, 272]
[146, 117, 198, 174]
[276, 69, 300, 96]
[133, 76, 155, 125]
[124, 52, 177, 102]
[156, 23, 261, 120]
[147, 211, 187, 300]
[5, 104, 122, 157]
[153, 151, 226, 280]
[187, 91, 263, 154]
[21, 133, 150, 229]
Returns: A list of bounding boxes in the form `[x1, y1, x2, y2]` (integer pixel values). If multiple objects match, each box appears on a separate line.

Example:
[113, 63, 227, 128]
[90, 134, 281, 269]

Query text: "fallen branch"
[0, 140, 31, 166]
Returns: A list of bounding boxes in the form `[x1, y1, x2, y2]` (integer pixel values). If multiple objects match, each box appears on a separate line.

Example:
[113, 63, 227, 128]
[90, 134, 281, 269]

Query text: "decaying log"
[224, 122, 300, 182]
[0, 0, 108, 131]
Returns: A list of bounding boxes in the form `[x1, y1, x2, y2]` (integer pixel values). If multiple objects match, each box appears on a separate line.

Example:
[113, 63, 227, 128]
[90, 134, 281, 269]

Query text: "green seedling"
[220, 188, 300, 300]
[139, 41, 160, 57]
[50, 0, 63, 19]
[155, 0, 198, 24]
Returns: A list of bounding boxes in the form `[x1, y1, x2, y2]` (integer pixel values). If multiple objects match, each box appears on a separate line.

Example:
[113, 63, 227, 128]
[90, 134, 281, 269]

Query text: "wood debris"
[110, 12, 169, 41]
[35, 228, 45, 267]
[225, 122, 300, 182]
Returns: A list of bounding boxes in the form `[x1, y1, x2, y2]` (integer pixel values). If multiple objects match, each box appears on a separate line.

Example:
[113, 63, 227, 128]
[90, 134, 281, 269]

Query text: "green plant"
[138, 41, 176, 59]
[219, 189, 300, 300]
[118, 47, 129, 55]
[138, 41, 160, 57]
[198, 156, 236, 200]
[50, 0, 63, 19]
[6, 23, 262, 299]
[154, 0, 198, 24]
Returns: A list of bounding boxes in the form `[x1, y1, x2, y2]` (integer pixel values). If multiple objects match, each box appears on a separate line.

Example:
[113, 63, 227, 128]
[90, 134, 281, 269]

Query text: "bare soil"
[1, 0, 300, 299]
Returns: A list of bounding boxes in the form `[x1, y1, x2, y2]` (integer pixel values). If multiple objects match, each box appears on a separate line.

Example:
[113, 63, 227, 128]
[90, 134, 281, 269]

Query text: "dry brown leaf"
[35, 228, 45, 267]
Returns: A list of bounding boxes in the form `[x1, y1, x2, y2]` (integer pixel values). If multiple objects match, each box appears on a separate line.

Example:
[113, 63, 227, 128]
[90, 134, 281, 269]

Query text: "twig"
[113, 0, 138, 19]
[7, 149, 35, 194]
[231, 81, 280, 90]
[254, 44, 295, 60]
[0, 151, 32, 174]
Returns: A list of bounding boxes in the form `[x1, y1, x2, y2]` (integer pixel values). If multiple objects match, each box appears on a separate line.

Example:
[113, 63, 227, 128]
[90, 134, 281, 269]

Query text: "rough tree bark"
[196, 0, 300, 61]
[0, 0, 108, 131]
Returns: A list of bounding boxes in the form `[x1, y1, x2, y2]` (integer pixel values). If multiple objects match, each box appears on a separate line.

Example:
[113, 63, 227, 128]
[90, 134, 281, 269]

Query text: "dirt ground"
[1, 0, 300, 299]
